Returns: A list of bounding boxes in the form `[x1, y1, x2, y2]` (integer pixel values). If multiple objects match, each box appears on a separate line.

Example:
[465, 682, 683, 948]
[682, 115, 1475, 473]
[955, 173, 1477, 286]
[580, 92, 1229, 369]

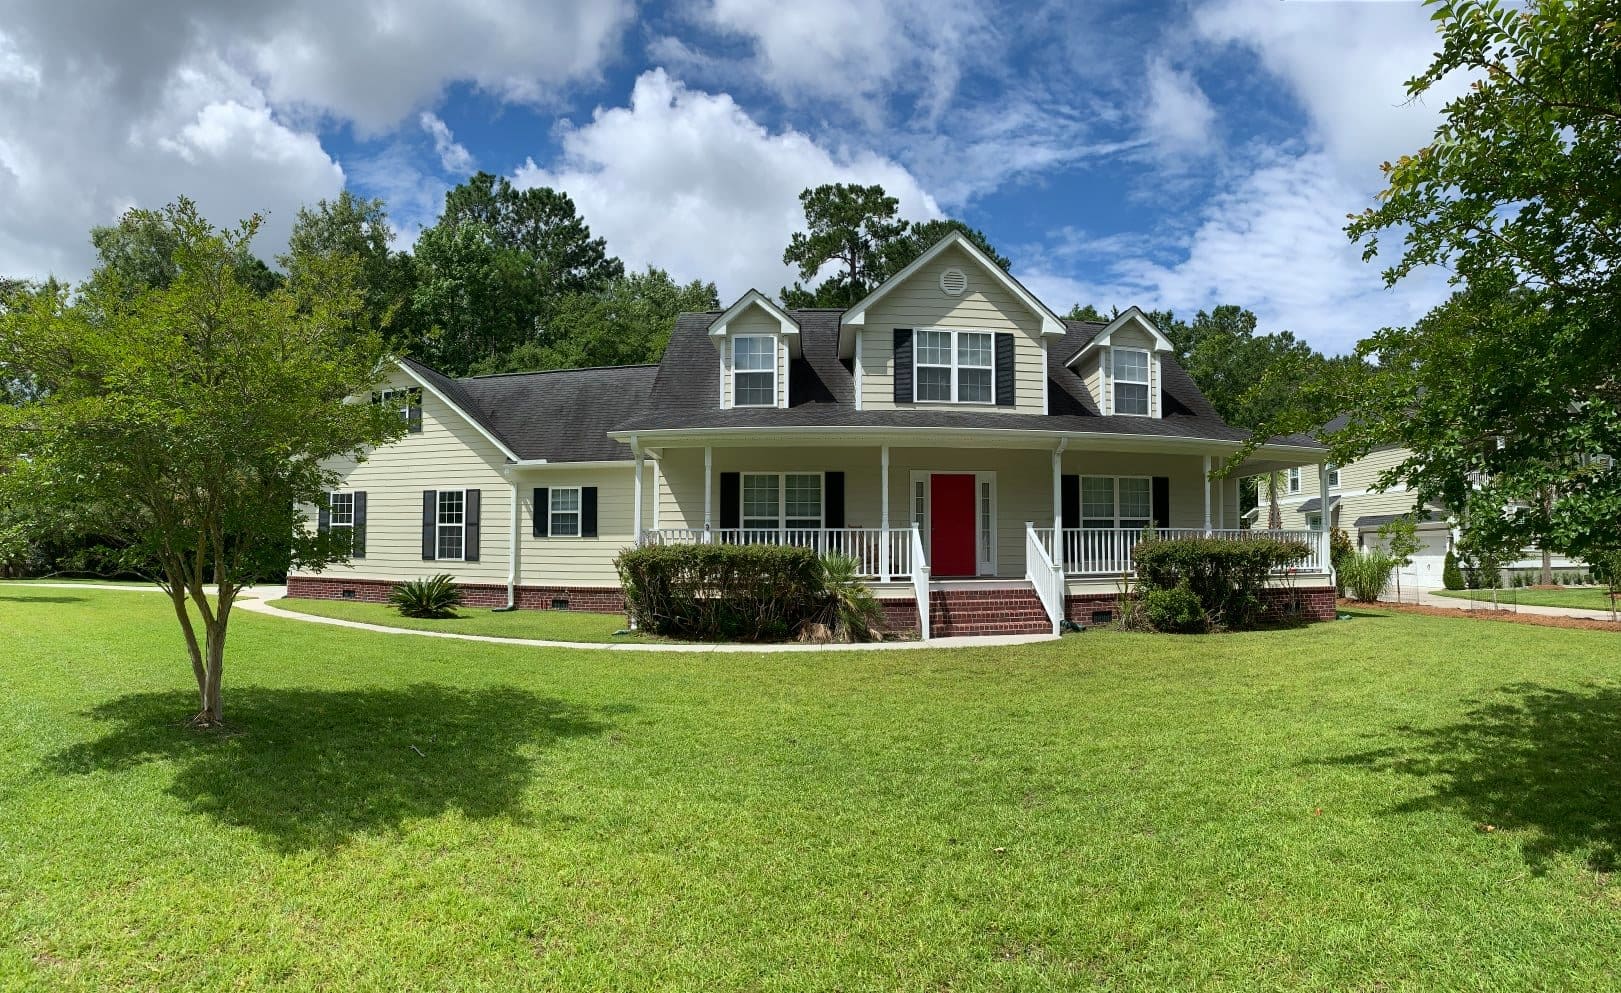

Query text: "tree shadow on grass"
[0, 594, 87, 603]
[42, 684, 616, 851]
[1324, 682, 1621, 873]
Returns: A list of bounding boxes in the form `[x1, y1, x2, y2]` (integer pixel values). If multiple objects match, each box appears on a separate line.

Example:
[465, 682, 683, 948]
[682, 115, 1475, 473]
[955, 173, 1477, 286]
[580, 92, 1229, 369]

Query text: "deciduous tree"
[0, 199, 401, 726]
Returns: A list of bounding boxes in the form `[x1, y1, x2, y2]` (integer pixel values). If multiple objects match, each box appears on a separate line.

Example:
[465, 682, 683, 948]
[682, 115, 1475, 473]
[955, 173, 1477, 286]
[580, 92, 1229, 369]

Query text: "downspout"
[493, 468, 521, 611]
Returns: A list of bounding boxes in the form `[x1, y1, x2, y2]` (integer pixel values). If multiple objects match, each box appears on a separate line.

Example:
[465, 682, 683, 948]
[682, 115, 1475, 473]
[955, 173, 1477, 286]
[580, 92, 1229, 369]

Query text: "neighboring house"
[1249, 415, 1583, 588]
[291, 232, 1333, 636]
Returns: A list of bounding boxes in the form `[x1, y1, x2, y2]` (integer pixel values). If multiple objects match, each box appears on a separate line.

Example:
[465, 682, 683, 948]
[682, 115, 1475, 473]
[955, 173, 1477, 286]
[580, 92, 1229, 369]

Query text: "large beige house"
[290, 233, 1334, 637]
[1252, 415, 1584, 588]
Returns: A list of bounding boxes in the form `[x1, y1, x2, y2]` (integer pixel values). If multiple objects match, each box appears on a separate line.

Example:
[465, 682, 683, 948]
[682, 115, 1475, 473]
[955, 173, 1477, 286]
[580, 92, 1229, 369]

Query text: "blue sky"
[0, 0, 1460, 354]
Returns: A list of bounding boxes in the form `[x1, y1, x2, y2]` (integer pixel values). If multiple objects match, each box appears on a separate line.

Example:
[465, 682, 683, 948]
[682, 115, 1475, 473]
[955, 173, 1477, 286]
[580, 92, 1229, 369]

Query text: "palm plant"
[389, 574, 463, 619]
[813, 552, 886, 642]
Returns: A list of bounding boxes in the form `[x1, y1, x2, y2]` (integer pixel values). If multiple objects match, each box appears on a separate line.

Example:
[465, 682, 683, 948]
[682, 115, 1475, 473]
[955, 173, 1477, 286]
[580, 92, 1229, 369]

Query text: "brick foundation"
[285, 576, 625, 614]
[1064, 585, 1337, 625]
[876, 598, 921, 637]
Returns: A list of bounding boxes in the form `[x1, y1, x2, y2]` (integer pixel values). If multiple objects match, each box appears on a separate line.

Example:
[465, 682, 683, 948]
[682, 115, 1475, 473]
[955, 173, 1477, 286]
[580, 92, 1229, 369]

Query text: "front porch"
[627, 435, 1335, 637]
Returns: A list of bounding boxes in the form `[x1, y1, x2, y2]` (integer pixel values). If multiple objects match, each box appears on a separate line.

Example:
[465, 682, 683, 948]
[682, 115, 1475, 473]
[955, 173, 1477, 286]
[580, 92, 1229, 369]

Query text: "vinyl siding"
[1253, 446, 1429, 532]
[858, 244, 1047, 414]
[519, 465, 643, 586]
[294, 369, 513, 584]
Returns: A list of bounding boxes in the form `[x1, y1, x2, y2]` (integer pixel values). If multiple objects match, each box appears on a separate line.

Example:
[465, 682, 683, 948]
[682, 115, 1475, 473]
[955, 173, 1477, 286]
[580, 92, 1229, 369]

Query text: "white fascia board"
[708, 290, 802, 357]
[1064, 307, 1177, 369]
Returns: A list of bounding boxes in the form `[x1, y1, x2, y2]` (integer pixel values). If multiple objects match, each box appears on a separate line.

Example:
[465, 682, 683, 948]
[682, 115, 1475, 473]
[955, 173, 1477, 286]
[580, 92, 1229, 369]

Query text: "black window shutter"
[317, 495, 331, 535]
[465, 489, 481, 561]
[1152, 476, 1171, 529]
[893, 329, 913, 404]
[533, 488, 549, 537]
[353, 491, 367, 559]
[1061, 475, 1080, 531]
[719, 472, 741, 529]
[406, 389, 423, 433]
[422, 490, 437, 560]
[825, 472, 845, 528]
[995, 333, 1015, 406]
[581, 487, 598, 538]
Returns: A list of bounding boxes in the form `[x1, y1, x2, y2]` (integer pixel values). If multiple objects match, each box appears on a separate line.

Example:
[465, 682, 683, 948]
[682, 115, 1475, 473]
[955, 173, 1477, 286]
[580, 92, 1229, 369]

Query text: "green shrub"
[1442, 549, 1466, 591]
[1339, 551, 1397, 602]
[616, 543, 825, 642]
[808, 553, 887, 642]
[389, 574, 463, 619]
[1329, 528, 1354, 596]
[1132, 535, 1313, 630]
[1142, 581, 1206, 633]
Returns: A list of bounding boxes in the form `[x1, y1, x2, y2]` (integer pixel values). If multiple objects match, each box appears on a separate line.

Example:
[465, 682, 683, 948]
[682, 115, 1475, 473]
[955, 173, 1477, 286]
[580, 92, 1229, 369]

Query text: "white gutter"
[496, 468, 520, 611]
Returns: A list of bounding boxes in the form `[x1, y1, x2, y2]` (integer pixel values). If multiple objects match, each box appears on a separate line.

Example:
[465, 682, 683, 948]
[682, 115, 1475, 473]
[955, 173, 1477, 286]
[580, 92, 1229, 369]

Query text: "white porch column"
[650, 457, 661, 530]
[1051, 438, 1067, 532]
[880, 444, 891, 580]
[1202, 455, 1213, 533]
[1318, 462, 1333, 571]
[703, 445, 713, 538]
[631, 436, 644, 541]
[1216, 474, 1225, 531]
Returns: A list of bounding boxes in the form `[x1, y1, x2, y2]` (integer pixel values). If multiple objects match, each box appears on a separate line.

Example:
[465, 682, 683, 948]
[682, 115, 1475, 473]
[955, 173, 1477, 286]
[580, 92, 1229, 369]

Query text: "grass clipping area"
[5, 589, 1621, 990]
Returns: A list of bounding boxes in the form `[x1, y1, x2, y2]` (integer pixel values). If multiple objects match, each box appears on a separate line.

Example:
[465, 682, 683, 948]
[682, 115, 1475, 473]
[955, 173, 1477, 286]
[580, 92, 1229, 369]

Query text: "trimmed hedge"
[616, 543, 826, 642]
[1132, 535, 1314, 630]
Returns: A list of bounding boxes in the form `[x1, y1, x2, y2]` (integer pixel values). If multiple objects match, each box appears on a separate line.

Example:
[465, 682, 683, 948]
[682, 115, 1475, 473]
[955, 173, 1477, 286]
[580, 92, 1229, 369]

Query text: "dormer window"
[915, 329, 994, 404]
[1112, 348, 1150, 416]
[733, 335, 776, 407]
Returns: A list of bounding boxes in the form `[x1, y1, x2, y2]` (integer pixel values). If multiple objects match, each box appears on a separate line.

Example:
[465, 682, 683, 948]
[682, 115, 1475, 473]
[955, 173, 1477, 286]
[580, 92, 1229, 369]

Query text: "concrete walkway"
[1381, 587, 1620, 622]
[2, 581, 1061, 653]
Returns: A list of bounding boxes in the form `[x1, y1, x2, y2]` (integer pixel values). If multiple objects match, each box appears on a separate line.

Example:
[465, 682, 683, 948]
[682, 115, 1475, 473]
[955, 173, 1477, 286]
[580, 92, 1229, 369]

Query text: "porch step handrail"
[1032, 527, 1327, 577]
[909, 525, 930, 641]
[1024, 522, 1065, 635]
[639, 526, 914, 582]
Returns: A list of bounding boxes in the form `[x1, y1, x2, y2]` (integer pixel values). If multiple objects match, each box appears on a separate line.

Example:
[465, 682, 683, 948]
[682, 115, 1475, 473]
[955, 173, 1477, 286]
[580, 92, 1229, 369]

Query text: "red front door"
[930, 473, 977, 577]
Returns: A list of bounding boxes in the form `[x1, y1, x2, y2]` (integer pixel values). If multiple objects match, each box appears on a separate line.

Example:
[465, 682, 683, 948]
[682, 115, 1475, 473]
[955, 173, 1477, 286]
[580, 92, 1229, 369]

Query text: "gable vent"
[939, 267, 967, 296]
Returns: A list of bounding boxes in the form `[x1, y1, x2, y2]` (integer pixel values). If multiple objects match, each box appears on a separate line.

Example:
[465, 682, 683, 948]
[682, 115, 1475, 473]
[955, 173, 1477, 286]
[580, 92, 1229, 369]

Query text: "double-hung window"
[1112, 348, 1150, 415]
[915, 329, 993, 403]
[1326, 464, 1340, 488]
[436, 490, 465, 561]
[377, 387, 421, 426]
[549, 487, 581, 537]
[733, 336, 776, 407]
[1287, 467, 1301, 494]
[1081, 476, 1153, 529]
[328, 492, 355, 551]
[741, 472, 822, 532]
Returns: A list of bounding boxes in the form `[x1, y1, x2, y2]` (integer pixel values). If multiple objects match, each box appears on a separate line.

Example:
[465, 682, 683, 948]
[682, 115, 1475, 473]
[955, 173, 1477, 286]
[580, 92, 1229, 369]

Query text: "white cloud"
[695, 0, 997, 123]
[1141, 58, 1217, 156]
[1018, 151, 1449, 354]
[419, 112, 474, 174]
[1192, 0, 1467, 183]
[515, 69, 943, 300]
[0, 41, 342, 281]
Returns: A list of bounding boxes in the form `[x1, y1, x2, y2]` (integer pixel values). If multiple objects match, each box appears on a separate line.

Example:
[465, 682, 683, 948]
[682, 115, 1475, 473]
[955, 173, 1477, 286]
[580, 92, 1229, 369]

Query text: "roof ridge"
[459, 363, 660, 381]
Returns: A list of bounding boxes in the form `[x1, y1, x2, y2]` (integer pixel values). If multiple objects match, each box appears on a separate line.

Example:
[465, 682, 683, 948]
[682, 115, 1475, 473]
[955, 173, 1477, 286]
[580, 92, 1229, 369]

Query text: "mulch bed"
[1342, 598, 1621, 632]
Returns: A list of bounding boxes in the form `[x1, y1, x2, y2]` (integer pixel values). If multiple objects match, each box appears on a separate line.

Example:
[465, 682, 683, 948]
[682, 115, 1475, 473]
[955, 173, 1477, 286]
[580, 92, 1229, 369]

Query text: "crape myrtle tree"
[0, 199, 403, 726]
[1247, 1, 1621, 560]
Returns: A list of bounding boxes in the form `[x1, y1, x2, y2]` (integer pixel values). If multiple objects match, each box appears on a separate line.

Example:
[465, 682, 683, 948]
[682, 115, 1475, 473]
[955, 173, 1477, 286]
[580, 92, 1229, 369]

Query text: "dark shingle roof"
[1353, 510, 1444, 529]
[401, 356, 657, 462]
[613, 312, 1322, 448]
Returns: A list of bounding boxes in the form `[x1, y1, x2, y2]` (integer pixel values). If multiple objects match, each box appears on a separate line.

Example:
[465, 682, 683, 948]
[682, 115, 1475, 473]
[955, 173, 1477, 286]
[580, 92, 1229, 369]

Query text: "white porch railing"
[1032, 527, 1328, 577]
[638, 527, 916, 582]
[1024, 523, 1064, 635]
[910, 526, 930, 642]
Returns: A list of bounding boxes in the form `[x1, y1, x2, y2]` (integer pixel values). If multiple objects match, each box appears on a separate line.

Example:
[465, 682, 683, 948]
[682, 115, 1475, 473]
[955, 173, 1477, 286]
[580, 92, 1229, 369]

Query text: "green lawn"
[273, 595, 645, 643]
[4, 591, 1621, 991]
[1433, 586, 1620, 612]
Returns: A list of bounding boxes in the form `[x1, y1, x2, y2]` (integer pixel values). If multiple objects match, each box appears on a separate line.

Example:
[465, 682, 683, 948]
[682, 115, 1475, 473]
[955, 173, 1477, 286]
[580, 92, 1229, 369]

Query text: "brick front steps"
[929, 587, 1053, 638]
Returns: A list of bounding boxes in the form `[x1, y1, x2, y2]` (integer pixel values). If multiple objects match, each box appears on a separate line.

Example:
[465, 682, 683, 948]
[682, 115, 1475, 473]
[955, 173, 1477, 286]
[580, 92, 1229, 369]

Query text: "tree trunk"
[1267, 473, 1282, 531]
[1540, 545, 1553, 586]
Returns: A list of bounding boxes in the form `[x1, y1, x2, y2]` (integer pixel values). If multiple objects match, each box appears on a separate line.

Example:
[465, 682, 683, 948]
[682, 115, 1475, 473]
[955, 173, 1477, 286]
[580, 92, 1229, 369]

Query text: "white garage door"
[1403, 531, 1450, 589]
